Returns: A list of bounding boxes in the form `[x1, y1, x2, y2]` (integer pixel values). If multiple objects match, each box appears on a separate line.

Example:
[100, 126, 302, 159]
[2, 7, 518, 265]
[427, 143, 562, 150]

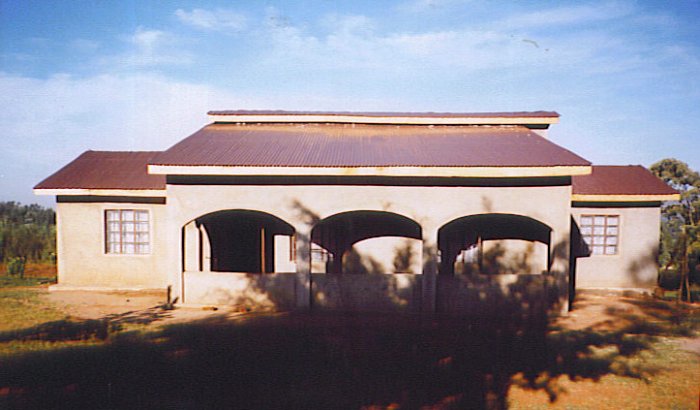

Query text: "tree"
[651, 159, 700, 301]
[0, 202, 56, 264]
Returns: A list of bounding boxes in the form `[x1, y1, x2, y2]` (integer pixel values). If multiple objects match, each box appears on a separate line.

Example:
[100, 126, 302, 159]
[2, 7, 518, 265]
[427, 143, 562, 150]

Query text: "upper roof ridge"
[207, 110, 560, 126]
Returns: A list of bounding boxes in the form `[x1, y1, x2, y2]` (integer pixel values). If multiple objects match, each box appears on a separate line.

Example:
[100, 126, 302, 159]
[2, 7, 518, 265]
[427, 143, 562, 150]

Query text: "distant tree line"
[0, 202, 56, 263]
[651, 159, 700, 299]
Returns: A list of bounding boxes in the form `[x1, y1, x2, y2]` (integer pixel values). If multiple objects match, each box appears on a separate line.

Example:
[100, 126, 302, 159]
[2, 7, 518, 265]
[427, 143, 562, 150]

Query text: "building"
[34, 111, 678, 313]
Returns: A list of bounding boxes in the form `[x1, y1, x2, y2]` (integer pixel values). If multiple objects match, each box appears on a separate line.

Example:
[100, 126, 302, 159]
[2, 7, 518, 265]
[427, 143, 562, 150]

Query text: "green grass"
[657, 289, 700, 302]
[0, 288, 123, 365]
[0, 288, 67, 332]
[0, 274, 56, 288]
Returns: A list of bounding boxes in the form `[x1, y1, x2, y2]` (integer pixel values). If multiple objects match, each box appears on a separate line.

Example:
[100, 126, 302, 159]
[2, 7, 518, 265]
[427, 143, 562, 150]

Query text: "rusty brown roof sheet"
[572, 165, 677, 196]
[151, 123, 589, 168]
[35, 151, 166, 190]
[208, 110, 560, 118]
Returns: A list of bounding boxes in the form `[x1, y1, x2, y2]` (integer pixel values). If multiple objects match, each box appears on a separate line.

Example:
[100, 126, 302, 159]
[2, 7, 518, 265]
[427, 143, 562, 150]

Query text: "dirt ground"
[23, 288, 700, 408]
[45, 288, 700, 347]
[43, 288, 252, 326]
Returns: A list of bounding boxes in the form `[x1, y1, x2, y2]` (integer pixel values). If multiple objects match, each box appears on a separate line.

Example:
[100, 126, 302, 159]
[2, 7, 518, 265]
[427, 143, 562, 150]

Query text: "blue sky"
[1, 0, 699, 207]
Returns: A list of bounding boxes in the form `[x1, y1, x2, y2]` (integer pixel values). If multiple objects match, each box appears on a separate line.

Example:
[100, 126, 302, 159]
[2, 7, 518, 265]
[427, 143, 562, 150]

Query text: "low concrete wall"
[183, 271, 567, 317]
[311, 273, 422, 313]
[436, 273, 567, 317]
[183, 271, 298, 309]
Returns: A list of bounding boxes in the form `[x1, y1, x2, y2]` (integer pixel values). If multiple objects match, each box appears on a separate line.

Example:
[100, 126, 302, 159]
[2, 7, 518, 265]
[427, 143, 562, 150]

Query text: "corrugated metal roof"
[34, 151, 166, 190]
[151, 123, 590, 168]
[208, 110, 560, 118]
[572, 165, 677, 195]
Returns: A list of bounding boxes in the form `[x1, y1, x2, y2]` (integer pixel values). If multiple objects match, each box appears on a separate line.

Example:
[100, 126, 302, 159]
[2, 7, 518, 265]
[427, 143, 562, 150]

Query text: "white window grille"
[105, 210, 151, 254]
[580, 214, 619, 255]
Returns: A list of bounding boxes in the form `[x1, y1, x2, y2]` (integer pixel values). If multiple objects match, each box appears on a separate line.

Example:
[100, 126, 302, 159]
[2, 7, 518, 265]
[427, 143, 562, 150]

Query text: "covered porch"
[178, 206, 570, 315]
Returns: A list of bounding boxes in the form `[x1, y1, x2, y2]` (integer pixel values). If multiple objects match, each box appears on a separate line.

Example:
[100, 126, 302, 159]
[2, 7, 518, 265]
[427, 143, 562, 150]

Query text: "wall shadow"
[0, 307, 173, 343]
[626, 245, 660, 287]
[455, 242, 543, 276]
[2, 294, 697, 409]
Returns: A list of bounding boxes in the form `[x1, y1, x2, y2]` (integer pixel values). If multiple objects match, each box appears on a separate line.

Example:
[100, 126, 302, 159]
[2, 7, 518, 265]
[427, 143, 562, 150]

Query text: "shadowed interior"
[311, 211, 422, 274]
[196, 210, 295, 273]
[438, 214, 553, 275]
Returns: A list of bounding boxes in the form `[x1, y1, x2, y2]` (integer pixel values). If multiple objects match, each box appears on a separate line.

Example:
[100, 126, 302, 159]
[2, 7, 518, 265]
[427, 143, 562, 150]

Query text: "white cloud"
[175, 8, 247, 33]
[0, 72, 256, 205]
[69, 38, 100, 53]
[495, 2, 634, 30]
[398, 0, 473, 13]
[320, 14, 375, 35]
[255, 3, 692, 80]
[100, 27, 192, 69]
[260, 13, 555, 72]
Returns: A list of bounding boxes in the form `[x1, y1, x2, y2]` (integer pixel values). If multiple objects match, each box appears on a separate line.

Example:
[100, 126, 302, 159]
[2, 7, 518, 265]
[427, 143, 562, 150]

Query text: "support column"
[549, 229, 570, 274]
[551, 223, 571, 315]
[421, 223, 439, 314]
[294, 224, 312, 310]
[183, 222, 199, 272]
[199, 224, 211, 271]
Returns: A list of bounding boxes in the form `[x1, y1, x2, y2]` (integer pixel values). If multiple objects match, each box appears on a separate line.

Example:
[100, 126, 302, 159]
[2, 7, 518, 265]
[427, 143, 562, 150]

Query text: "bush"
[658, 269, 680, 290]
[6, 256, 26, 277]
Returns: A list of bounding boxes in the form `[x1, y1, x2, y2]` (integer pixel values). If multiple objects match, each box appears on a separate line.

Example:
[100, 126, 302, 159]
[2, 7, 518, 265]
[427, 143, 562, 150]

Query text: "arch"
[187, 209, 295, 273]
[311, 210, 422, 274]
[438, 213, 552, 275]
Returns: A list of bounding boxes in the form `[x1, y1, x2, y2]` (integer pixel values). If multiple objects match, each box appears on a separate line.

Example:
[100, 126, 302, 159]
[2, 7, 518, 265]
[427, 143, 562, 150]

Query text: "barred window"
[580, 215, 619, 255]
[105, 210, 150, 254]
[310, 243, 329, 262]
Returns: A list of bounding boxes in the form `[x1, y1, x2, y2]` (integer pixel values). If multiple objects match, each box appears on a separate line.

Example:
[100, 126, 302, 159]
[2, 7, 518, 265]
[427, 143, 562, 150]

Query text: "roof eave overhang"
[208, 114, 559, 126]
[148, 165, 591, 178]
[571, 193, 680, 202]
[34, 188, 166, 197]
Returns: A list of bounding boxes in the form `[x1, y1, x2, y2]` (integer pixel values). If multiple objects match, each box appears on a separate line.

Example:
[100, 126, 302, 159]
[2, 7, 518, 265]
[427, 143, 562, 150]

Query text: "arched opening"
[438, 213, 552, 275]
[311, 210, 422, 274]
[184, 210, 295, 273]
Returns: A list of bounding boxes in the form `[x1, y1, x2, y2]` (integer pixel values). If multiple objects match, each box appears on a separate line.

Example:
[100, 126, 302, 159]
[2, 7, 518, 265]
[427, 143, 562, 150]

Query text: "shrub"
[6, 256, 26, 277]
[658, 268, 680, 290]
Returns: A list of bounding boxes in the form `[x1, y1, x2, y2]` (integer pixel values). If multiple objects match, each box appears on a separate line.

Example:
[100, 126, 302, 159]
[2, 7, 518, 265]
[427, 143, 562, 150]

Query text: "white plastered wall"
[54, 201, 169, 289]
[572, 206, 660, 289]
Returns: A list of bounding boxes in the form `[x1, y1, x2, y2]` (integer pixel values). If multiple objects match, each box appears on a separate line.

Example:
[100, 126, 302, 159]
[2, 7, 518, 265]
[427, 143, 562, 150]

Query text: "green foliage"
[0, 275, 55, 288]
[0, 202, 55, 263]
[6, 257, 26, 277]
[651, 159, 700, 292]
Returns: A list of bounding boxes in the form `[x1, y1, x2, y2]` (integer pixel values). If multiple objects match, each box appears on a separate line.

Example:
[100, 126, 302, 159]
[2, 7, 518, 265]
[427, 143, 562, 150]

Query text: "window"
[105, 210, 150, 254]
[458, 243, 480, 264]
[310, 243, 330, 262]
[580, 215, 619, 255]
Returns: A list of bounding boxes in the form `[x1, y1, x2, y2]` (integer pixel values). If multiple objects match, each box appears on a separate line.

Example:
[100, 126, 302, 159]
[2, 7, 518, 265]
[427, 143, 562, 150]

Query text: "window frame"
[310, 243, 330, 263]
[579, 214, 620, 256]
[104, 209, 152, 255]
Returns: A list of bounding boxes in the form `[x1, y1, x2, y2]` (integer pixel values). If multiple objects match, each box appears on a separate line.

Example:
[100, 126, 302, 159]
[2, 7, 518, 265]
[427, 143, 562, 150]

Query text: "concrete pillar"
[421, 223, 439, 314]
[183, 222, 199, 272]
[549, 229, 570, 274]
[200, 224, 211, 271]
[294, 224, 312, 310]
